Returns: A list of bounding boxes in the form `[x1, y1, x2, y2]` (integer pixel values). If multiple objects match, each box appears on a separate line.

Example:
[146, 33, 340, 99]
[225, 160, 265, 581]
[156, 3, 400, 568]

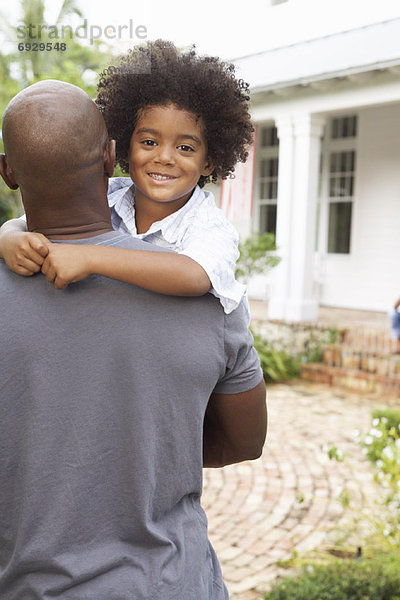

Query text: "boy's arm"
[41, 243, 211, 295]
[0, 218, 50, 275]
[203, 380, 267, 468]
[0, 217, 26, 234]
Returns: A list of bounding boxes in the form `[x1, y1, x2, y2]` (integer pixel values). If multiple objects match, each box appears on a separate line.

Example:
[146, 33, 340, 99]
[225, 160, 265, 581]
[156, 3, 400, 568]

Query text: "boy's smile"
[128, 103, 213, 231]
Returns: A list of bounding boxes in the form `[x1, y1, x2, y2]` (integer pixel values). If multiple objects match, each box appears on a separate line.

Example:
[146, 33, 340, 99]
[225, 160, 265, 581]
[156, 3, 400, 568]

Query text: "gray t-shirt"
[0, 231, 263, 600]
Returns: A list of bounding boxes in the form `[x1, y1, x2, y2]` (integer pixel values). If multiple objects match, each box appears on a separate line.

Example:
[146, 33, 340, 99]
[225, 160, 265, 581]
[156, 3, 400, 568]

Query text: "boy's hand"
[41, 244, 93, 290]
[0, 231, 50, 276]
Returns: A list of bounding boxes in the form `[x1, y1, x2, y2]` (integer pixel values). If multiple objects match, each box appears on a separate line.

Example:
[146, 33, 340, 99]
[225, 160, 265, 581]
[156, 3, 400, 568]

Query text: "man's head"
[0, 80, 115, 236]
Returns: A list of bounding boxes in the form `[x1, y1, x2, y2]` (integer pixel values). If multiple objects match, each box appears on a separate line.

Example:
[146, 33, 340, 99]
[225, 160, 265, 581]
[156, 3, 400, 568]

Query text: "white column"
[268, 117, 295, 320]
[269, 114, 325, 322]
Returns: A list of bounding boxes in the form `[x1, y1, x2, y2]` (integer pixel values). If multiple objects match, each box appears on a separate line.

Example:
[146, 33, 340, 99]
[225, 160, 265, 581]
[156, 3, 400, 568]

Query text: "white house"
[220, 17, 400, 322]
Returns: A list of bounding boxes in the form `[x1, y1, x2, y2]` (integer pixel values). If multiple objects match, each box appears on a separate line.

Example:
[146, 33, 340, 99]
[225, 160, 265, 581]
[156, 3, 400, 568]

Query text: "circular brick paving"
[202, 382, 388, 599]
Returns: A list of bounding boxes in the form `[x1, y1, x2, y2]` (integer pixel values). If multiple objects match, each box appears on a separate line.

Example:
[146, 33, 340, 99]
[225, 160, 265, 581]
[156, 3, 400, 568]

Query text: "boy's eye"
[178, 144, 194, 152]
[142, 139, 157, 146]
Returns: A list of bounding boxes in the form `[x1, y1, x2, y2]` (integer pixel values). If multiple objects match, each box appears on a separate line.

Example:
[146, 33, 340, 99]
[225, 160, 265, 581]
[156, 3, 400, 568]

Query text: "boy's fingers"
[41, 257, 54, 280]
[34, 243, 50, 258]
[45, 267, 56, 283]
[30, 234, 51, 258]
[17, 257, 41, 274]
[54, 277, 68, 290]
[16, 267, 36, 277]
[24, 248, 47, 267]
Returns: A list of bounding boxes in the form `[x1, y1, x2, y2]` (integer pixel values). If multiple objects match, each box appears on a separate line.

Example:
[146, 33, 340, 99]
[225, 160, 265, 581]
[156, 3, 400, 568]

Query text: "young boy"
[0, 40, 254, 313]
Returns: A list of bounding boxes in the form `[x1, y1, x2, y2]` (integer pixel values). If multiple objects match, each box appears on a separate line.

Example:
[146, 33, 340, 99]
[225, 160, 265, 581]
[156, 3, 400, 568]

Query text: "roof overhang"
[234, 18, 400, 97]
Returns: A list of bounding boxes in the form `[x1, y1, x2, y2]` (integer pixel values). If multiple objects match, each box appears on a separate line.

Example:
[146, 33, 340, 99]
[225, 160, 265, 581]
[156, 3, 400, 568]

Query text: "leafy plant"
[252, 331, 300, 382]
[236, 232, 280, 283]
[263, 554, 400, 600]
[360, 409, 400, 544]
[362, 410, 400, 484]
[327, 326, 342, 344]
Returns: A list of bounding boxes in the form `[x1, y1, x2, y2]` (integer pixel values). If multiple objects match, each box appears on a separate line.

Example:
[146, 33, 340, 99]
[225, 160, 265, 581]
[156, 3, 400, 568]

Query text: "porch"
[222, 19, 400, 322]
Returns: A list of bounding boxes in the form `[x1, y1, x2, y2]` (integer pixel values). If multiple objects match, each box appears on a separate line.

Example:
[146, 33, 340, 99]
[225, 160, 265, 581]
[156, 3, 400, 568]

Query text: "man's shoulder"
[104, 233, 173, 254]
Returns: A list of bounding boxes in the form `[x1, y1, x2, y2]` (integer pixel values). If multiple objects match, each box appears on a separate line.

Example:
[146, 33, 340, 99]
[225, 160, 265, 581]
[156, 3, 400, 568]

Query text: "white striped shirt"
[107, 177, 246, 314]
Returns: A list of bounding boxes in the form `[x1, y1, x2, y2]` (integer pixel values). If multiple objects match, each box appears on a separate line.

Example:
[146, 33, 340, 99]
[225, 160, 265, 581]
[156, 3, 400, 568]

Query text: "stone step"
[340, 329, 397, 353]
[300, 363, 400, 396]
[321, 344, 400, 375]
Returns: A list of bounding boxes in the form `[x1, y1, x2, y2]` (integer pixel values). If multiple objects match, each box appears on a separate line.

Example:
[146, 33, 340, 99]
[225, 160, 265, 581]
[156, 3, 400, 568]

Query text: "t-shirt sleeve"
[177, 212, 246, 314]
[213, 300, 264, 394]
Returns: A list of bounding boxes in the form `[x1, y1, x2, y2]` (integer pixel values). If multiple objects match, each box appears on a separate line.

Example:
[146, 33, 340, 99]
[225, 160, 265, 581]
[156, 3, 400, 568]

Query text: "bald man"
[0, 81, 266, 600]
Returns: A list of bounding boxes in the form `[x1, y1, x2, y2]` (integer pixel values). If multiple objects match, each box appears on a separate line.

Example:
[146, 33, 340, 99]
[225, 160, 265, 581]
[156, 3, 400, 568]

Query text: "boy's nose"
[154, 144, 175, 165]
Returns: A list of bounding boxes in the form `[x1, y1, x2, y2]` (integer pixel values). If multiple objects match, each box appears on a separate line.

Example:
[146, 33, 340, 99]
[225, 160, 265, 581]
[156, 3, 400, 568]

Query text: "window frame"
[319, 115, 358, 257]
[253, 123, 279, 236]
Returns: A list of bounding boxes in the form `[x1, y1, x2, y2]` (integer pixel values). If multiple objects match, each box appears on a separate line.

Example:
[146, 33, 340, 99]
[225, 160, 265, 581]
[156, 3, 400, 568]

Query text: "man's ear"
[201, 158, 214, 178]
[0, 154, 19, 190]
[104, 140, 116, 178]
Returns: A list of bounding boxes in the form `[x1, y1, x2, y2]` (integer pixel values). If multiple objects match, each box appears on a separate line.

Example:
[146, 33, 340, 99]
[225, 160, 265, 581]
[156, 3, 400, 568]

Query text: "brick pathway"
[202, 381, 391, 600]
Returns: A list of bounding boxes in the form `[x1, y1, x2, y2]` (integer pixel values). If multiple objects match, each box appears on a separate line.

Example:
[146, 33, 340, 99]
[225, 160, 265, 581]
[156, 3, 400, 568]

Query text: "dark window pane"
[260, 159, 268, 178]
[261, 126, 279, 147]
[332, 118, 339, 139]
[329, 176, 336, 197]
[260, 204, 277, 235]
[352, 116, 357, 137]
[267, 179, 278, 199]
[272, 127, 278, 146]
[268, 181, 274, 199]
[261, 129, 267, 147]
[339, 176, 346, 196]
[330, 115, 357, 139]
[349, 175, 354, 196]
[328, 202, 352, 253]
[349, 150, 355, 171]
[269, 160, 275, 176]
[345, 177, 351, 197]
[271, 157, 278, 176]
[259, 181, 267, 198]
[343, 117, 350, 137]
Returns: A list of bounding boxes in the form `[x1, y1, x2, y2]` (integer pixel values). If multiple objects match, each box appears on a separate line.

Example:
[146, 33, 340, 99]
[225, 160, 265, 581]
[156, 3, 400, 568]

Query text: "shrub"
[252, 331, 300, 382]
[362, 409, 400, 465]
[236, 232, 280, 283]
[263, 554, 400, 600]
[361, 409, 400, 491]
[360, 409, 400, 543]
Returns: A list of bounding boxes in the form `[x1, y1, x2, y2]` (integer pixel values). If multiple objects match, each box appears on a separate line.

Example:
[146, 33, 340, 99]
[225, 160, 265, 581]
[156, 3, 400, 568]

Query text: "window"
[331, 116, 357, 139]
[256, 126, 279, 236]
[326, 116, 357, 254]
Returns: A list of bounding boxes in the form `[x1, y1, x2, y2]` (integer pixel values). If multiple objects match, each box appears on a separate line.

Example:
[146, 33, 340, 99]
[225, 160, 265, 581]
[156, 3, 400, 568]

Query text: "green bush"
[253, 331, 300, 382]
[236, 232, 280, 283]
[263, 554, 400, 600]
[360, 409, 400, 542]
[0, 188, 22, 227]
[361, 409, 400, 487]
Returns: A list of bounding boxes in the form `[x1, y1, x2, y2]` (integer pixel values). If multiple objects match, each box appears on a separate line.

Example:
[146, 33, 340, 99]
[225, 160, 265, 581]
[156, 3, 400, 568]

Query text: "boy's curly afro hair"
[96, 40, 254, 188]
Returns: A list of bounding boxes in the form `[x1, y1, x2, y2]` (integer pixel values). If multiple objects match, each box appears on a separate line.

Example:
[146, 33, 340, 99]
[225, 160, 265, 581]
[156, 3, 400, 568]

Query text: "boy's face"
[128, 103, 214, 216]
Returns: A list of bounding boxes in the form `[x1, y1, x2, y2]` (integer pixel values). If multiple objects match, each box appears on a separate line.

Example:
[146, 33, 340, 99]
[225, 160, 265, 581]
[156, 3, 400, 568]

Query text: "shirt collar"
[146, 185, 205, 243]
[108, 181, 212, 243]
